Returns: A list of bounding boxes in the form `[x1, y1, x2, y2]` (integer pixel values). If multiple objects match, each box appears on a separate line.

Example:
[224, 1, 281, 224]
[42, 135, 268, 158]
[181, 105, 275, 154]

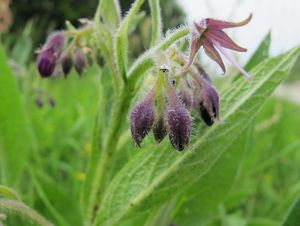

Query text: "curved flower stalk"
[37, 26, 94, 78]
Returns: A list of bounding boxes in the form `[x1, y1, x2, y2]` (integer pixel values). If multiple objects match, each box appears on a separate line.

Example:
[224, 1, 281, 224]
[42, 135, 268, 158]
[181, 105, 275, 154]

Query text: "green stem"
[80, 68, 105, 219]
[127, 26, 191, 85]
[86, 84, 133, 225]
[0, 199, 54, 226]
[149, 0, 162, 46]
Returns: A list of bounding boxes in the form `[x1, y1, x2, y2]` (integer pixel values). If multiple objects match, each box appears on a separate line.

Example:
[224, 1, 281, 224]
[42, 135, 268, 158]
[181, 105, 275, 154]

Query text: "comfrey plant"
[0, 0, 292, 226]
[37, 3, 251, 152]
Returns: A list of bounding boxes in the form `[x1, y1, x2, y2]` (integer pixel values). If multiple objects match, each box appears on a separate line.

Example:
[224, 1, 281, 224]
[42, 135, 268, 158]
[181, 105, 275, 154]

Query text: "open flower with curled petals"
[185, 14, 252, 80]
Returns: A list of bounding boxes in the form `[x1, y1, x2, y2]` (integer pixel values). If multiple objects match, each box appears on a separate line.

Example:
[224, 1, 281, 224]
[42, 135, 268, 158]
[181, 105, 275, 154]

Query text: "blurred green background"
[0, 1, 300, 226]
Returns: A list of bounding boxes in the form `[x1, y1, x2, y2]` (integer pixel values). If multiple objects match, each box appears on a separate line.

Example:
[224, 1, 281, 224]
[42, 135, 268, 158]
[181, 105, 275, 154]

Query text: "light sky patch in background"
[177, 0, 300, 61]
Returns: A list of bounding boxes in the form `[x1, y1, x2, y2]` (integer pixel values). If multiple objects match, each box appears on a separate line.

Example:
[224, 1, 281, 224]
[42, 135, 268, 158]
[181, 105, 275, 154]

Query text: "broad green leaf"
[102, 0, 121, 29]
[282, 195, 300, 226]
[173, 122, 254, 225]
[245, 32, 271, 71]
[0, 43, 35, 185]
[247, 218, 280, 226]
[95, 47, 300, 226]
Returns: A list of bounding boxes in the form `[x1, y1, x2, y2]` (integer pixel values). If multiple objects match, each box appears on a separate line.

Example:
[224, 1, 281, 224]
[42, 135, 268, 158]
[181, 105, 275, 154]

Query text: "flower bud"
[35, 97, 44, 108]
[179, 89, 194, 109]
[198, 82, 219, 126]
[37, 50, 56, 77]
[74, 48, 87, 76]
[48, 96, 56, 108]
[37, 32, 65, 77]
[44, 32, 65, 54]
[130, 97, 155, 147]
[61, 53, 73, 77]
[167, 106, 191, 151]
[153, 117, 167, 144]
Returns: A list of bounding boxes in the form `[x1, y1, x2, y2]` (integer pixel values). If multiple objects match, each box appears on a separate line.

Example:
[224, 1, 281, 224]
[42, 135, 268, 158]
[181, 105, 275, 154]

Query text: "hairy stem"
[149, 0, 162, 46]
[0, 199, 54, 226]
[86, 84, 133, 225]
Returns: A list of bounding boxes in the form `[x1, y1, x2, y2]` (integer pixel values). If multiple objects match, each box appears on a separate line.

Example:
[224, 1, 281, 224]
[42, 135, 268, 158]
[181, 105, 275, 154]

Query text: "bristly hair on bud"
[153, 116, 167, 144]
[185, 14, 252, 80]
[167, 106, 191, 151]
[74, 48, 87, 76]
[178, 80, 194, 109]
[130, 91, 155, 147]
[166, 78, 191, 151]
[37, 32, 65, 78]
[197, 80, 220, 126]
[61, 53, 73, 77]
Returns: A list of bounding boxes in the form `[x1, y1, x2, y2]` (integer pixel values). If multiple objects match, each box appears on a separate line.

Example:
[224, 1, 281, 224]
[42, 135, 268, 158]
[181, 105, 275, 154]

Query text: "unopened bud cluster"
[37, 29, 92, 78]
[130, 14, 252, 151]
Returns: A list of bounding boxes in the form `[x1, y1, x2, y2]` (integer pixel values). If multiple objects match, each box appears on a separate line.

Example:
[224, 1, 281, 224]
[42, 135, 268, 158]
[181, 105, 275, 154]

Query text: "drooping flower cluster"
[37, 29, 91, 78]
[130, 68, 192, 151]
[130, 15, 252, 151]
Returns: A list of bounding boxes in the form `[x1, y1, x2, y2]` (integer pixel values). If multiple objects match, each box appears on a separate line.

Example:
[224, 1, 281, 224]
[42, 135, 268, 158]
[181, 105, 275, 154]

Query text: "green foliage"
[1, 1, 300, 226]
[93, 47, 300, 226]
[283, 195, 300, 226]
[0, 43, 35, 185]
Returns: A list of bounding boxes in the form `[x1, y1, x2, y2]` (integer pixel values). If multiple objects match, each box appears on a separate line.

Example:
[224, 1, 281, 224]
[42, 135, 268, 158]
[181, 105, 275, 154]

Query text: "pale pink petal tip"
[215, 43, 252, 81]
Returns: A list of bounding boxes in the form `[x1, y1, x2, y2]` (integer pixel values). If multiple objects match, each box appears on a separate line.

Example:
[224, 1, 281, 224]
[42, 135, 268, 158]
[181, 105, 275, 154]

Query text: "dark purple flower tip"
[130, 98, 155, 147]
[198, 82, 220, 126]
[61, 53, 73, 77]
[48, 97, 56, 108]
[37, 50, 56, 77]
[35, 97, 44, 108]
[167, 106, 191, 151]
[153, 117, 167, 144]
[74, 48, 87, 76]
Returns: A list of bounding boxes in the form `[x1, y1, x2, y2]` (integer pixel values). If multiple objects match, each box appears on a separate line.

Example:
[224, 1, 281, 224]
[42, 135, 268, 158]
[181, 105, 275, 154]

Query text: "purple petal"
[203, 39, 226, 73]
[184, 31, 202, 70]
[205, 14, 252, 30]
[207, 29, 247, 52]
[215, 43, 252, 80]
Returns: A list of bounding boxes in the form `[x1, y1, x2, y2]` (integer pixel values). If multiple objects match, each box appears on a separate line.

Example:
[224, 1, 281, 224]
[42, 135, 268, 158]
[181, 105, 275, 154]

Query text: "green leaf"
[114, 0, 145, 80]
[173, 122, 254, 225]
[0, 43, 35, 185]
[245, 32, 271, 71]
[232, 32, 271, 82]
[102, 0, 121, 28]
[282, 195, 300, 226]
[94, 47, 300, 226]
